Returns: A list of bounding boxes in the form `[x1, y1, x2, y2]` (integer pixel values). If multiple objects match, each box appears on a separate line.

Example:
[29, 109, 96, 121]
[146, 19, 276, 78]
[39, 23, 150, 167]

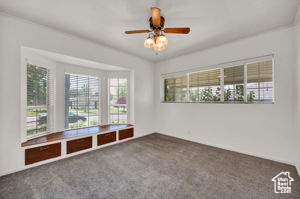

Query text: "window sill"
[22, 124, 134, 147]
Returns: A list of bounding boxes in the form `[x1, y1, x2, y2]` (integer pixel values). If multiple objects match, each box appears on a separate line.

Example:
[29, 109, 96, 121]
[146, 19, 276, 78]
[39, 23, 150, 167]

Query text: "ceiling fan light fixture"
[144, 37, 155, 48]
[153, 42, 165, 51]
[156, 34, 168, 45]
[126, 7, 190, 51]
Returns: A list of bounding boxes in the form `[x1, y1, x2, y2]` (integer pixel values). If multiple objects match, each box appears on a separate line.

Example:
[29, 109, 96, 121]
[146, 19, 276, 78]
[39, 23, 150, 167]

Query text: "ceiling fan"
[125, 7, 190, 51]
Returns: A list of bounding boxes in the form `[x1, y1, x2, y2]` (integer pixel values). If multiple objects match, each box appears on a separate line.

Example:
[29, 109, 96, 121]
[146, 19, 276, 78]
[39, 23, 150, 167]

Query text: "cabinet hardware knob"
[40, 147, 50, 151]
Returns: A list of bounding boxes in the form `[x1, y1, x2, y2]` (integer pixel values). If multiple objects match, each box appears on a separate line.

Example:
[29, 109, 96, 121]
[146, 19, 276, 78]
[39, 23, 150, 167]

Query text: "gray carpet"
[0, 133, 299, 199]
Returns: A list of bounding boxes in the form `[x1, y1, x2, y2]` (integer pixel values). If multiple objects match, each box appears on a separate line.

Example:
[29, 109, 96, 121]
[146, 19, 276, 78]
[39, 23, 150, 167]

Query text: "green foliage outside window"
[199, 87, 221, 102]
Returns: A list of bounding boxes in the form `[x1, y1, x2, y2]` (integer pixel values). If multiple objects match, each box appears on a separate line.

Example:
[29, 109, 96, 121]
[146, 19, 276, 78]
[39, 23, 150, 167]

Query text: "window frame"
[64, 73, 101, 130]
[22, 59, 56, 142]
[161, 56, 274, 104]
[108, 78, 129, 124]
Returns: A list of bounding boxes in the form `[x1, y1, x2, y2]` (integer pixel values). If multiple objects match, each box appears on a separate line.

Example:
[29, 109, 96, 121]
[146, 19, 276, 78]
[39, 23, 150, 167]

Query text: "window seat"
[22, 124, 133, 147]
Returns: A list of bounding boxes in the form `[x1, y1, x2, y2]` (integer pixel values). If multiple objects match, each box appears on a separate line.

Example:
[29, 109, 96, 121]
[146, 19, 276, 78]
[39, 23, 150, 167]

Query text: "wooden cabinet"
[119, 128, 134, 140]
[98, 131, 116, 146]
[67, 136, 92, 154]
[25, 143, 61, 165]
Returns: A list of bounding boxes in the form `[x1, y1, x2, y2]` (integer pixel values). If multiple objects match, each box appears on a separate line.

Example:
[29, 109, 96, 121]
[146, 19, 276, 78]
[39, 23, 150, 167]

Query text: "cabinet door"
[67, 136, 92, 154]
[119, 128, 134, 140]
[98, 131, 116, 146]
[25, 143, 61, 165]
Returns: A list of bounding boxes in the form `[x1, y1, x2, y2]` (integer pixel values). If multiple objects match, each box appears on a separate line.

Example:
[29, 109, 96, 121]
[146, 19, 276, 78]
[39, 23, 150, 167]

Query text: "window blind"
[224, 65, 244, 101]
[189, 69, 220, 88]
[164, 76, 187, 102]
[26, 63, 51, 137]
[224, 65, 244, 85]
[65, 74, 100, 129]
[247, 60, 273, 101]
[188, 69, 221, 102]
[247, 60, 272, 83]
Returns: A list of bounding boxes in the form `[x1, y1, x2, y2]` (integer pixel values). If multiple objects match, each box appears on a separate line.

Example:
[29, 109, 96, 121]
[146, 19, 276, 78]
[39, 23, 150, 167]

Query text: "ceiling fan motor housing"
[149, 16, 165, 30]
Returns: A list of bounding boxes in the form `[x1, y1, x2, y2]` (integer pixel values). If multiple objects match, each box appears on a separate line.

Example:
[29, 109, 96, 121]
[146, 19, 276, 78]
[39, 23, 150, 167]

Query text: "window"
[162, 58, 274, 104]
[224, 65, 244, 102]
[109, 78, 128, 124]
[164, 76, 187, 102]
[65, 74, 100, 129]
[247, 60, 273, 102]
[26, 63, 51, 137]
[189, 69, 221, 102]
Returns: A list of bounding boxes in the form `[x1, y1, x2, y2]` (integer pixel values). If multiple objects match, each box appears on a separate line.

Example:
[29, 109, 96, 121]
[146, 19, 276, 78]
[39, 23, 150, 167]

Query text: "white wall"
[154, 26, 297, 165]
[0, 14, 154, 176]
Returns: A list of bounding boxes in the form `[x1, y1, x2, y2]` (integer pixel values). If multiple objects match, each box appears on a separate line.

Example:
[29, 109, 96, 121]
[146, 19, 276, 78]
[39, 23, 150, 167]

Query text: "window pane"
[68, 109, 78, 129]
[109, 105, 127, 124]
[164, 76, 187, 102]
[224, 65, 244, 101]
[109, 79, 118, 87]
[109, 78, 128, 124]
[117, 87, 127, 104]
[27, 108, 37, 136]
[189, 69, 221, 102]
[110, 106, 119, 124]
[119, 79, 127, 87]
[26, 63, 49, 136]
[65, 74, 100, 129]
[27, 107, 48, 136]
[247, 60, 273, 102]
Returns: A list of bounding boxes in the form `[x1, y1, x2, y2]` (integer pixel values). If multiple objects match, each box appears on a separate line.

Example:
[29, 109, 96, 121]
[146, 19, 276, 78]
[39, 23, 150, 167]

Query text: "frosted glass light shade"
[156, 35, 168, 45]
[144, 37, 154, 48]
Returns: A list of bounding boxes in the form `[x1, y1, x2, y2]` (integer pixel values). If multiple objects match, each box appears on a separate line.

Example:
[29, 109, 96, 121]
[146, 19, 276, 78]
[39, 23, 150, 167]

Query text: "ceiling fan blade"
[125, 30, 151, 34]
[164, 27, 190, 34]
[151, 7, 161, 27]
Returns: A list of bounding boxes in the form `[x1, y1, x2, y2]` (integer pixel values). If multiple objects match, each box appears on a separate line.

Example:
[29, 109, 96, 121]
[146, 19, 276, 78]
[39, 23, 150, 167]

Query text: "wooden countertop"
[22, 124, 134, 147]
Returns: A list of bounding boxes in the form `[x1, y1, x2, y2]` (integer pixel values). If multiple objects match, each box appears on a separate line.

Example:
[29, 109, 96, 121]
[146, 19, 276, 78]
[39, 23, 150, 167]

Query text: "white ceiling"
[0, 0, 299, 62]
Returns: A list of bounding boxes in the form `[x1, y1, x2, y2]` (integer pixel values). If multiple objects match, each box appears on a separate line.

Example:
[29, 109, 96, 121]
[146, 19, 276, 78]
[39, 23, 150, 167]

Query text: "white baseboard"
[158, 132, 295, 166]
[0, 131, 153, 177]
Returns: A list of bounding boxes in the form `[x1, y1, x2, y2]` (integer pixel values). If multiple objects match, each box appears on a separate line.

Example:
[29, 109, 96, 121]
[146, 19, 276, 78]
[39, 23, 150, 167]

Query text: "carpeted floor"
[0, 133, 299, 199]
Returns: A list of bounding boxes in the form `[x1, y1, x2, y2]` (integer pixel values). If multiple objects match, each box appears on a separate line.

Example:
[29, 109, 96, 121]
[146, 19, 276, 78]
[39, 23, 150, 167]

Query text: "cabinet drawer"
[119, 128, 134, 140]
[98, 131, 116, 146]
[67, 136, 92, 154]
[25, 143, 61, 165]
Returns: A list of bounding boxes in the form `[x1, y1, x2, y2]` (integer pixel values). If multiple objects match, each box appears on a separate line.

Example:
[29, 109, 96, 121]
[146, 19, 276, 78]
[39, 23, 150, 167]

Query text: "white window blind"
[26, 63, 53, 137]
[65, 74, 100, 129]
[109, 78, 128, 124]
[189, 69, 221, 102]
[224, 65, 244, 101]
[247, 60, 273, 102]
[164, 76, 187, 102]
